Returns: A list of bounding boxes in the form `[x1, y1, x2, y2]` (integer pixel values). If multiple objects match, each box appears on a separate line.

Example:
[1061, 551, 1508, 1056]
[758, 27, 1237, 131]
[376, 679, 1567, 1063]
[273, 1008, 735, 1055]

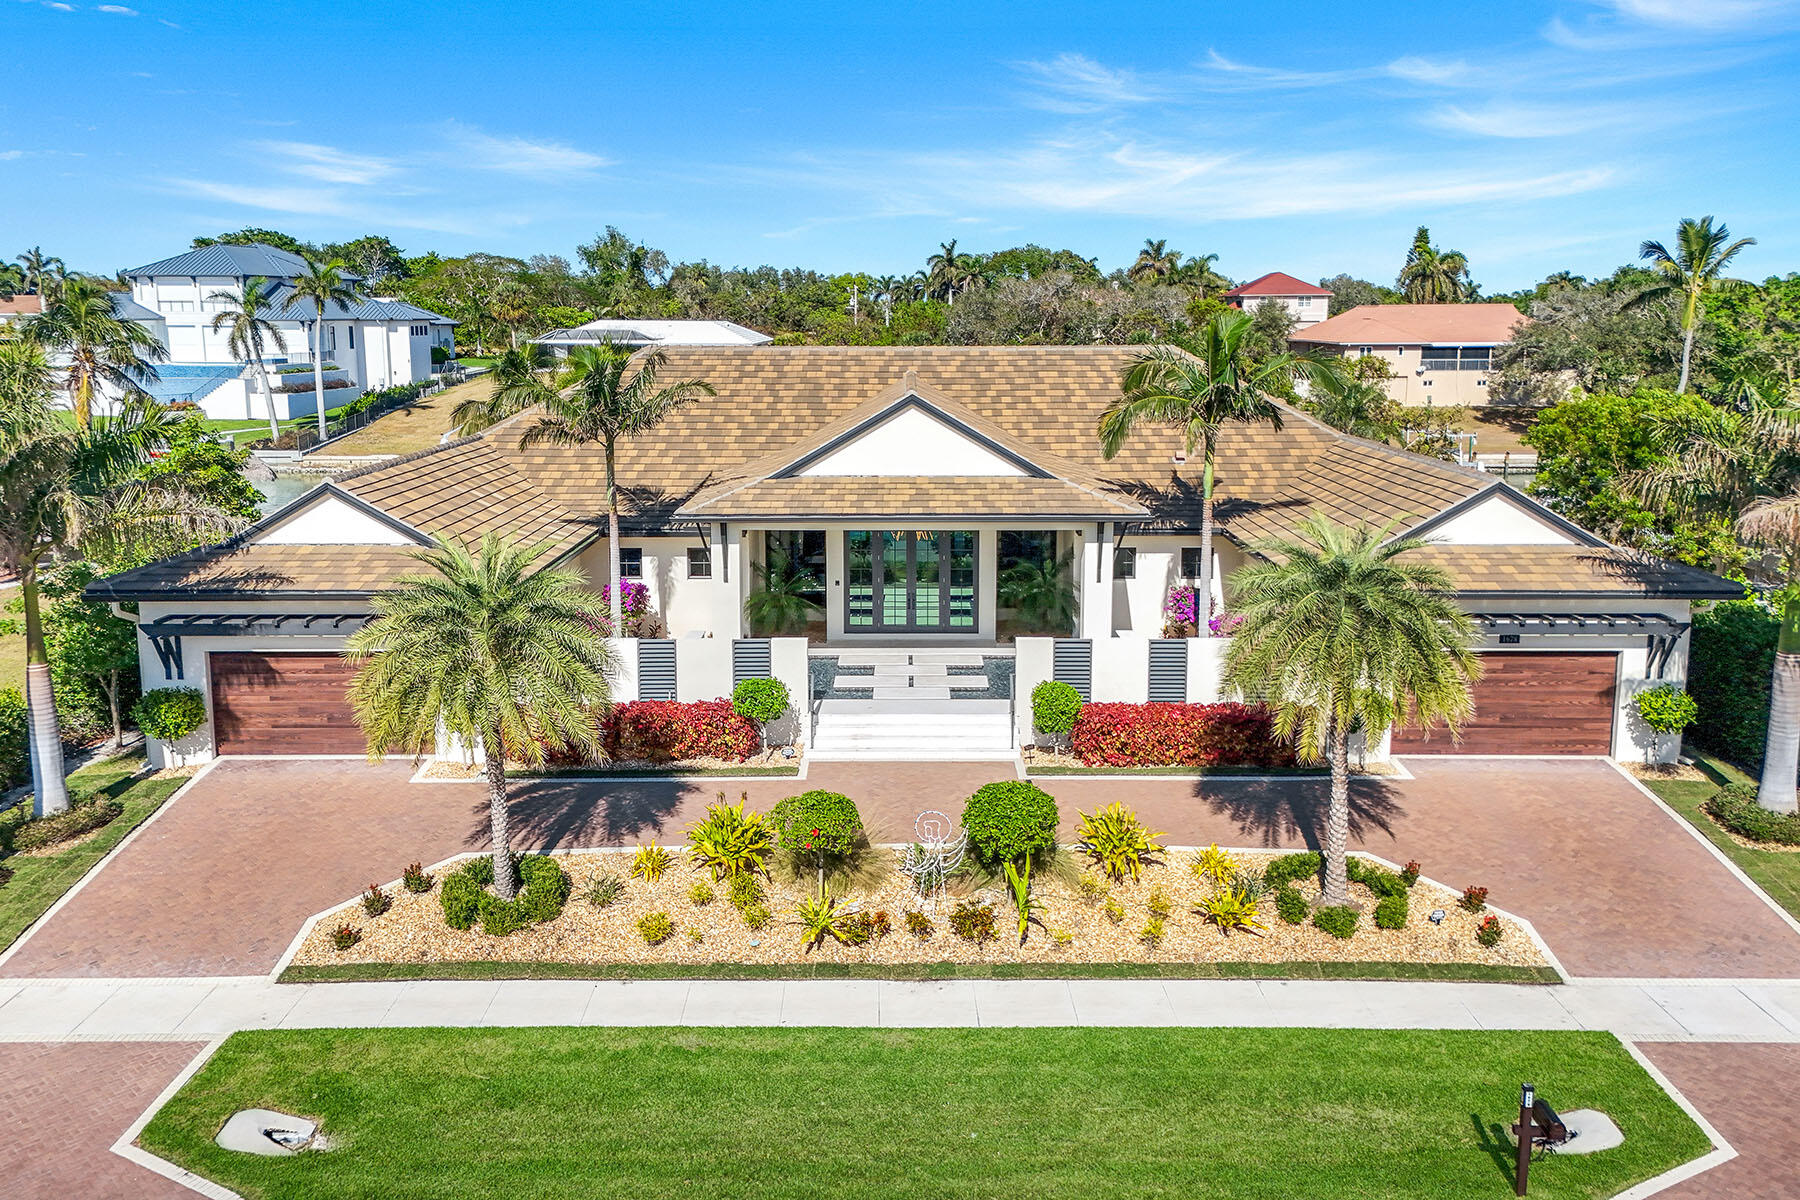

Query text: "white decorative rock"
[216, 1108, 319, 1156]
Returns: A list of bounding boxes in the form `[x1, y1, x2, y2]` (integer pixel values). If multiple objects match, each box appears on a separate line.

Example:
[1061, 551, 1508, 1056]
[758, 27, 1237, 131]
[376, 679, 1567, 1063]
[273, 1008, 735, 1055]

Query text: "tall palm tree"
[1129, 238, 1181, 284]
[1735, 495, 1800, 813]
[1100, 309, 1344, 635]
[1638, 216, 1757, 394]
[15, 247, 65, 296]
[207, 275, 288, 442]
[24, 276, 166, 427]
[1397, 227, 1472, 304]
[454, 345, 714, 632]
[1625, 400, 1800, 533]
[1176, 252, 1229, 295]
[925, 240, 962, 304]
[1224, 515, 1480, 905]
[347, 534, 614, 899]
[285, 255, 360, 443]
[1, 343, 238, 814]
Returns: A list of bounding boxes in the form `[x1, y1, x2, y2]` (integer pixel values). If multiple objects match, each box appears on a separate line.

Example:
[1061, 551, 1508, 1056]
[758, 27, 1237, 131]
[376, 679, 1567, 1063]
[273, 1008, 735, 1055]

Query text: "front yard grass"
[326, 375, 488, 456]
[1641, 753, 1800, 921]
[0, 754, 188, 953]
[140, 1027, 1707, 1200]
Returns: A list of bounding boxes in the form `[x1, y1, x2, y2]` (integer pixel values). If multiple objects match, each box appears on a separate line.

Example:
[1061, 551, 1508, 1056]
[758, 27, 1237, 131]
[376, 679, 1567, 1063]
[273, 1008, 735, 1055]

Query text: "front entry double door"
[846, 530, 976, 632]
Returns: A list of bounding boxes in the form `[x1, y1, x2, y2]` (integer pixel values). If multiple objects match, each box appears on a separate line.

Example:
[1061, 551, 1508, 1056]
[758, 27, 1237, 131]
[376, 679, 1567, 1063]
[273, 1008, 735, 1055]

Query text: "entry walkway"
[5, 976, 1800, 1042]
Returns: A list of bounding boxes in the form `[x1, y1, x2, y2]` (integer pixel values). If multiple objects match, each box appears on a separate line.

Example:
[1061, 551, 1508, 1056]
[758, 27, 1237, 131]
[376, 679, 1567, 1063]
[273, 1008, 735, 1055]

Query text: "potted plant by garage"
[1634, 683, 1698, 765]
[1031, 679, 1082, 753]
[131, 686, 208, 767]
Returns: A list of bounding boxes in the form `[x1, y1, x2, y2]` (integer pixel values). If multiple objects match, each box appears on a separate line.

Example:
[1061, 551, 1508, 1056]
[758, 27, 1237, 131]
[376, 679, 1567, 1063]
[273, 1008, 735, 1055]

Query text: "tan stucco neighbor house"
[1224, 272, 1333, 329]
[1290, 303, 1528, 407]
[90, 345, 1731, 765]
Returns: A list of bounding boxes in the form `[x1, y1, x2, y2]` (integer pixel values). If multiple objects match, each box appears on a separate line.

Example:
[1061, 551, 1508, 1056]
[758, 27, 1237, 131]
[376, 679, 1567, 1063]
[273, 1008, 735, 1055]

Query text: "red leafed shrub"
[1069, 702, 1296, 768]
[602, 700, 759, 763]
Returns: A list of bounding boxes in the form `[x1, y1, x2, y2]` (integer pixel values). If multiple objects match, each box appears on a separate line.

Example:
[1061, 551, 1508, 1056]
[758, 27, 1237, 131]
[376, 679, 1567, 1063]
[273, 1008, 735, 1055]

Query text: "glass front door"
[845, 530, 977, 632]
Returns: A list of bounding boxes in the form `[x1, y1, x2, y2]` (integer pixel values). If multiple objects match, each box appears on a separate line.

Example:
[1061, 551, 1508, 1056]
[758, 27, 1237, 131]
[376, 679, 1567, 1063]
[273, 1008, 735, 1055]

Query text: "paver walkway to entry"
[5, 756, 1799, 979]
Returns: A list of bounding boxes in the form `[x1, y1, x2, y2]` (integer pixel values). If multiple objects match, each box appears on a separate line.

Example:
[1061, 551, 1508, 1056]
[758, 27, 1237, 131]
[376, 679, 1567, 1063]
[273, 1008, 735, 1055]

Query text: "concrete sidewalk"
[6, 976, 1800, 1042]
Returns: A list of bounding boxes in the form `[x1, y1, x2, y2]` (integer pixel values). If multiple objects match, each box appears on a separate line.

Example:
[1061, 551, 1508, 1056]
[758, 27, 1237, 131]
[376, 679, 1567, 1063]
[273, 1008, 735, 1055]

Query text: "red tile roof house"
[1224, 272, 1334, 329]
[1291, 303, 1530, 408]
[0, 293, 45, 324]
[88, 346, 1730, 764]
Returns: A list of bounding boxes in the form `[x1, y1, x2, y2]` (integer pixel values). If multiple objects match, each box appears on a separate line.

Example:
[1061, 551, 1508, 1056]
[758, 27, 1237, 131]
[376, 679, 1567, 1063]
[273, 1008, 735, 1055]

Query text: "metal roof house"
[533, 318, 771, 354]
[114, 243, 457, 421]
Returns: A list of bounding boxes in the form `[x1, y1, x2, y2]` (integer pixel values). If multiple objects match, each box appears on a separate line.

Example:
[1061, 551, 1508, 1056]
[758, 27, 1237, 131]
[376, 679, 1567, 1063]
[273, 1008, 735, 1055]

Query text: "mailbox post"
[1513, 1083, 1536, 1195]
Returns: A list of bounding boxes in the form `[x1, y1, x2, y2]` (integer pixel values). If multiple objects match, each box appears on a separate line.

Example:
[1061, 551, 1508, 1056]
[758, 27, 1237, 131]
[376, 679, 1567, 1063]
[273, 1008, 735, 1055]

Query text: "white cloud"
[162, 178, 352, 217]
[1421, 100, 1636, 138]
[443, 122, 609, 177]
[1385, 56, 1471, 86]
[1597, 0, 1793, 28]
[1195, 49, 1379, 90]
[97, 4, 137, 14]
[43, 2, 74, 10]
[257, 140, 397, 185]
[1014, 53, 1159, 111]
[0, 150, 23, 160]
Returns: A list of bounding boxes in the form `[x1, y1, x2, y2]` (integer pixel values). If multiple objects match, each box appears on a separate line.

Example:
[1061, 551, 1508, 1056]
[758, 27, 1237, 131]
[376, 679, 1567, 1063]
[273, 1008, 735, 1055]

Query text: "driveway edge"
[108, 1035, 240, 1199]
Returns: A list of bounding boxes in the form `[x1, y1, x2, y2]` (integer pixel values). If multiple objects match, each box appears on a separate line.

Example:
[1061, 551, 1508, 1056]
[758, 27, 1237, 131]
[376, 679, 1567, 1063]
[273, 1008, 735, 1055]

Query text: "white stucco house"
[91, 346, 1730, 766]
[116, 243, 456, 420]
[1225, 272, 1333, 329]
[534, 318, 771, 356]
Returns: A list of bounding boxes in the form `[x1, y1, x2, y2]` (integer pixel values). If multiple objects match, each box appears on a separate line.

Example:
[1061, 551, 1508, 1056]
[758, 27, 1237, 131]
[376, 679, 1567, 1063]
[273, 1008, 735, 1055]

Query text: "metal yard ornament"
[900, 809, 967, 913]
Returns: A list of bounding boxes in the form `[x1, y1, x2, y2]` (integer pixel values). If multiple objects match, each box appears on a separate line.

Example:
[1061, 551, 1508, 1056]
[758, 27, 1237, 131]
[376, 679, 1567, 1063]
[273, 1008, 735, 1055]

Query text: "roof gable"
[1226, 272, 1332, 298]
[784, 395, 1038, 479]
[248, 483, 430, 547]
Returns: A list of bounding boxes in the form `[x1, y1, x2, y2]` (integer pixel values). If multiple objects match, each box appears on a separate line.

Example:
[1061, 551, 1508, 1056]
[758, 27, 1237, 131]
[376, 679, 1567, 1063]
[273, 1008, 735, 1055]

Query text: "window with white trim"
[619, 547, 643, 578]
[687, 545, 712, 578]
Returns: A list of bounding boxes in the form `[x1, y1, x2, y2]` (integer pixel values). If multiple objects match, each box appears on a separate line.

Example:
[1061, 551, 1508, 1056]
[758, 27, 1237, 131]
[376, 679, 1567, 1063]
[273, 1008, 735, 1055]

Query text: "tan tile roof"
[88, 544, 433, 599]
[1290, 303, 1528, 346]
[1408, 545, 1741, 598]
[683, 476, 1147, 519]
[339, 437, 597, 552]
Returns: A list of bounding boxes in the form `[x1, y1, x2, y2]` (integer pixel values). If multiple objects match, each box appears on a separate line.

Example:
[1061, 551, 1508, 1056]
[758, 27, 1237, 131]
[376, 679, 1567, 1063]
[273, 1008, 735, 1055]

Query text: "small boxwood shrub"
[439, 854, 568, 932]
[602, 700, 758, 762]
[1704, 783, 1800, 846]
[730, 677, 790, 726]
[130, 687, 207, 745]
[478, 894, 527, 937]
[1069, 701, 1297, 768]
[1374, 892, 1409, 931]
[1275, 885, 1308, 925]
[770, 790, 864, 859]
[1031, 680, 1082, 737]
[1347, 857, 1407, 899]
[1262, 851, 1321, 889]
[1312, 905, 1359, 939]
[516, 854, 573, 924]
[440, 864, 486, 930]
[961, 780, 1059, 867]
[10, 799, 124, 852]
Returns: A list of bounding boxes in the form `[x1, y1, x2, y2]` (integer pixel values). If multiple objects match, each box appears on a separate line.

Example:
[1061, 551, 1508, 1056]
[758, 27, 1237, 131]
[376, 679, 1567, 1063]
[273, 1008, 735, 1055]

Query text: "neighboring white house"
[1224, 272, 1333, 329]
[115, 243, 456, 420]
[534, 318, 771, 356]
[1290, 303, 1528, 407]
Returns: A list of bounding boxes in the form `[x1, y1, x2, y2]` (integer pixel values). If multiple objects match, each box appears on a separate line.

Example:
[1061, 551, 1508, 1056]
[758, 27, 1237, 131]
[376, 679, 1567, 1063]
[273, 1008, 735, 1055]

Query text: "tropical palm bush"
[998, 549, 1076, 634]
[346, 534, 614, 900]
[684, 795, 773, 880]
[744, 548, 820, 636]
[1075, 802, 1165, 883]
[1224, 514, 1480, 906]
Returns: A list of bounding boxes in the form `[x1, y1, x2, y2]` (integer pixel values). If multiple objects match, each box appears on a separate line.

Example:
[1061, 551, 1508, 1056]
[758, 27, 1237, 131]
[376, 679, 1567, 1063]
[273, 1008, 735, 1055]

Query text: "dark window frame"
[1113, 546, 1137, 579]
[618, 547, 644, 578]
[687, 545, 712, 579]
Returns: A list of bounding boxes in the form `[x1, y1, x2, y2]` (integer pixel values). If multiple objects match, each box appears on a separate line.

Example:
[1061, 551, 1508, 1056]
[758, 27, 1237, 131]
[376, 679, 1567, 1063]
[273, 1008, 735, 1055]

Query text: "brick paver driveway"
[4, 756, 1798, 979]
[1642, 1043, 1800, 1200]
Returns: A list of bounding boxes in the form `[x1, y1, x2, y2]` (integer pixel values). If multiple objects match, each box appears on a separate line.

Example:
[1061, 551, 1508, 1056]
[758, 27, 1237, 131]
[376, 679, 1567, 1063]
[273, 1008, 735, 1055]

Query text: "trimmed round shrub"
[1704, 783, 1800, 846]
[1374, 893, 1409, 931]
[1031, 680, 1082, 737]
[1635, 684, 1698, 736]
[638, 911, 674, 945]
[1312, 905, 1359, 939]
[1275, 885, 1308, 925]
[131, 687, 206, 744]
[731, 678, 791, 725]
[770, 790, 864, 858]
[961, 780, 1059, 867]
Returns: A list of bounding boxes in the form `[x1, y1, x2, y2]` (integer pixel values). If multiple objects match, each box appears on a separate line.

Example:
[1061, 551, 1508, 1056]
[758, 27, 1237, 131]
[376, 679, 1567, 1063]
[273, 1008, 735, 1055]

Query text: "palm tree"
[1624, 400, 1799, 534]
[24, 276, 166, 427]
[744, 546, 821, 635]
[1735, 496, 1800, 813]
[1129, 239, 1181, 284]
[1, 342, 238, 814]
[1397, 227, 1473, 304]
[346, 534, 614, 899]
[207, 275, 287, 442]
[1306, 372, 1400, 443]
[0, 262, 25, 299]
[926, 241, 962, 304]
[1224, 515, 1480, 906]
[15, 247, 65, 296]
[1176, 252, 1229, 295]
[454, 345, 714, 632]
[285, 255, 360, 443]
[1100, 309, 1344, 635]
[998, 548, 1077, 634]
[1638, 216, 1757, 394]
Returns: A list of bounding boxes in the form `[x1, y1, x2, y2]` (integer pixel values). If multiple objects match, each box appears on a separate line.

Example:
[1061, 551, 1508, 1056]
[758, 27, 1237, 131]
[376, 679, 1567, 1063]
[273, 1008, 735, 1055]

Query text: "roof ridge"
[334, 433, 487, 483]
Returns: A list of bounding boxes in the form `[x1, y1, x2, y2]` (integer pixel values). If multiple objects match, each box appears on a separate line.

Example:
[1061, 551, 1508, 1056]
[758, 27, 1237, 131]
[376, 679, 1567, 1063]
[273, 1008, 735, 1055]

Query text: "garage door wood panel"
[1391, 651, 1616, 755]
[210, 652, 365, 754]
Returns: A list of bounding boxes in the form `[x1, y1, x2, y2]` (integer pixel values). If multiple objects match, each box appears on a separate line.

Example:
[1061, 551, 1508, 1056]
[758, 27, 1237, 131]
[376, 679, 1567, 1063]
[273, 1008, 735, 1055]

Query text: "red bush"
[1069, 702, 1296, 768]
[602, 700, 759, 763]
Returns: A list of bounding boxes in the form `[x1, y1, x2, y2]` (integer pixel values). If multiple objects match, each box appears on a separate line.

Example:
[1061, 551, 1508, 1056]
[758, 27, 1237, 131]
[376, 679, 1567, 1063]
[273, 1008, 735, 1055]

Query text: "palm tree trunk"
[1321, 718, 1352, 906]
[311, 319, 328, 444]
[606, 442, 624, 634]
[260, 366, 280, 443]
[74, 370, 92, 430]
[20, 564, 70, 817]
[1757, 595, 1800, 813]
[482, 732, 517, 899]
[1195, 444, 1216, 638]
[1678, 321, 1696, 395]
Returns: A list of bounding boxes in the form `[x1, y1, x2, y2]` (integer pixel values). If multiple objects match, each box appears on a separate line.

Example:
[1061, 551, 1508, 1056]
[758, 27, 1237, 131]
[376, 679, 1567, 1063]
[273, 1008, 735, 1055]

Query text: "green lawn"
[141, 1027, 1706, 1200]
[0, 754, 188, 953]
[1641, 753, 1800, 920]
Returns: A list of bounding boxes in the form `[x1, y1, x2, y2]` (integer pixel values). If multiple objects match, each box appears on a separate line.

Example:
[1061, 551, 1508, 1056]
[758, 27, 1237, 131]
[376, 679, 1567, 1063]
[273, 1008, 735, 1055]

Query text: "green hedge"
[1703, 783, 1800, 846]
[0, 688, 24, 791]
[1688, 599, 1775, 769]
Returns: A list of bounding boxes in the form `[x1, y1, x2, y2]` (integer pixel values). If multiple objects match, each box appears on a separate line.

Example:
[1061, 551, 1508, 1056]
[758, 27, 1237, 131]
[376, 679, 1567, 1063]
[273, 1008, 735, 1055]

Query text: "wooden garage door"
[1391, 651, 1616, 755]
[210, 652, 365, 754]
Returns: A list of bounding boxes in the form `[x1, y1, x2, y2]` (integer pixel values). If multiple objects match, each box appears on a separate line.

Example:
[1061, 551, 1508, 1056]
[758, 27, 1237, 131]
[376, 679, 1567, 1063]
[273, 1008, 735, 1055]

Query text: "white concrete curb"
[1610, 1039, 1738, 1199]
[109, 1036, 241, 1200]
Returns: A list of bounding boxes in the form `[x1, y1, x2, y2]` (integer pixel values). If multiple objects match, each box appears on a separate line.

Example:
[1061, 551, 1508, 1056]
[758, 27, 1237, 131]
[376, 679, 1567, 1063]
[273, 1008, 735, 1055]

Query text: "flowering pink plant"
[1208, 611, 1244, 637]
[599, 580, 651, 618]
[1163, 586, 1198, 629]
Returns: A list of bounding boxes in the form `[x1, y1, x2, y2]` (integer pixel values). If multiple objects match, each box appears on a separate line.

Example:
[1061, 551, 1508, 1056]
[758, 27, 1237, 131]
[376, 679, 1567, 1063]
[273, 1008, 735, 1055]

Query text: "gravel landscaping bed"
[420, 746, 802, 780]
[292, 847, 1547, 972]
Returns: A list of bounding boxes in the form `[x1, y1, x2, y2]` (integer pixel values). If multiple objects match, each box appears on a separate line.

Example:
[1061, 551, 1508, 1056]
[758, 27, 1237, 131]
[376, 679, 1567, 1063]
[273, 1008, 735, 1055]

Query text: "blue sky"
[4, 0, 1797, 290]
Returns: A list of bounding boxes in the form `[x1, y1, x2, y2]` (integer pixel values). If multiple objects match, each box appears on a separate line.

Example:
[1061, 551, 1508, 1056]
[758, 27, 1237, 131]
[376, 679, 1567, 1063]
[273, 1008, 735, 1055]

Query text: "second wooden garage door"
[210, 651, 365, 755]
[1390, 651, 1616, 755]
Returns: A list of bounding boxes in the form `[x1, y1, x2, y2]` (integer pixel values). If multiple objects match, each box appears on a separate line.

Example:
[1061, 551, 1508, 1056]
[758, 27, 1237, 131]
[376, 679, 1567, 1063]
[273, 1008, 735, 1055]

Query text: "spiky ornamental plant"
[346, 534, 614, 900]
[1223, 514, 1480, 907]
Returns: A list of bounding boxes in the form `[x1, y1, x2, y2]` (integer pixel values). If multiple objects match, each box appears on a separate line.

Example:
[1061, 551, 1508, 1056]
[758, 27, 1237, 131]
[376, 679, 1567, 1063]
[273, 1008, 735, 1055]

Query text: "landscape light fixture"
[1429, 909, 1446, 925]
